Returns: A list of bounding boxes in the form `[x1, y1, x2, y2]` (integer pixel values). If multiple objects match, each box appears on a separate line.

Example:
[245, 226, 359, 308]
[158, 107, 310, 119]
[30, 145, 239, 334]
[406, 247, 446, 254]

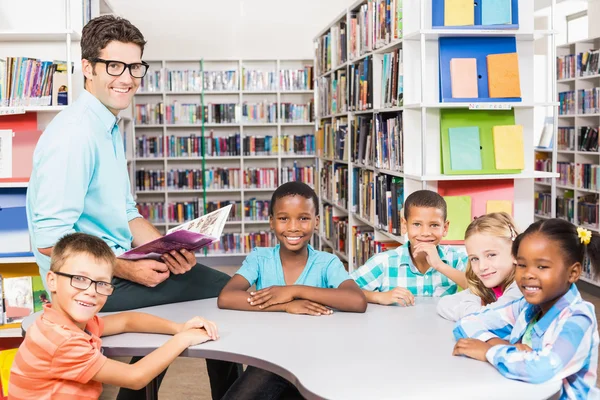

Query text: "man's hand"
[248, 286, 296, 309]
[161, 249, 196, 275]
[452, 338, 492, 362]
[285, 300, 333, 316]
[411, 242, 444, 270]
[130, 259, 170, 287]
[179, 316, 219, 341]
[377, 287, 415, 306]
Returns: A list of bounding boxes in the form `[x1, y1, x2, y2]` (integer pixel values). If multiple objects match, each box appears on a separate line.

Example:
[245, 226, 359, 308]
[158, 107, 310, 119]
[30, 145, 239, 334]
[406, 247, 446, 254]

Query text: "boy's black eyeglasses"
[89, 58, 149, 78]
[54, 271, 115, 296]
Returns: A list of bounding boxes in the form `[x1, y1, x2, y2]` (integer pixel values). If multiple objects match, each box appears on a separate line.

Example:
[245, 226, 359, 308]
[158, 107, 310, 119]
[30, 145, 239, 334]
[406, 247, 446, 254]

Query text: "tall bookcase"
[130, 59, 316, 259]
[0, 0, 115, 336]
[315, 0, 558, 273]
[538, 33, 600, 287]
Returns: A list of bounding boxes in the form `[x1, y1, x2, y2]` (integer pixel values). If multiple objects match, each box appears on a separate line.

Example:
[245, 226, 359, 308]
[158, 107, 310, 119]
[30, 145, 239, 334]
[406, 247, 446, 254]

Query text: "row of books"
[139, 67, 313, 93]
[349, 57, 373, 111]
[534, 191, 552, 217]
[574, 50, 600, 78]
[349, 0, 403, 60]
[320, 163, 350, 209]
[556, 126, 600, 152]
[207, 231, 278, 254]
[557, 54, 577, 80]
[0, 275, 49, 325]
[578, 194, 599, 228]
[558, 91, 575, 115]
[374, 113, 403, 170]
[380, 48, 403, 108]
[323, 207, 348, 254]
[134, 102, 314, 125]
[352, 226, 401, 268]
[535, 157, 552, 185]
[578, 88, 600, 115]
[555, 162, 600, 192]
[281, 164, 315, 187]
[135, 133, 315, 158]
[0, 57, 69, 107]
[321, 119, 348, 161]
[557, 191, 574, 223]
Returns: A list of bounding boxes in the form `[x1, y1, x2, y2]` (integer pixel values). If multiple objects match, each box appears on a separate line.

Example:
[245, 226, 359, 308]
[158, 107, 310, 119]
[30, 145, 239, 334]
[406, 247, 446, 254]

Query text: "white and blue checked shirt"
[454, 284, 599, 399]
[351, 242, 468, 297]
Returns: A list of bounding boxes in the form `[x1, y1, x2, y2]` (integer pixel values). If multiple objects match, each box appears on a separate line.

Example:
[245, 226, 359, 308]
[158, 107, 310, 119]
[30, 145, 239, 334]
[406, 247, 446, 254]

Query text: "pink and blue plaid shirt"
[454, 284, 599, 399]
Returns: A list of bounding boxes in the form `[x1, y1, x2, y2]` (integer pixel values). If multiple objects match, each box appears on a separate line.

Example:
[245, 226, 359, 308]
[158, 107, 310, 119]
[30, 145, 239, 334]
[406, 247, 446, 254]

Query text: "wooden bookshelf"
[130, 59, 315, 257]
[316, 0, 558, 273]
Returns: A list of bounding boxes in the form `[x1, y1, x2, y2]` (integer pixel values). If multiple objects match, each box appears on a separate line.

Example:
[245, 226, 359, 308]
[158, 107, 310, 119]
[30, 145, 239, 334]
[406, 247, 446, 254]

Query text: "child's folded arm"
[291, 280, 367, 313]
[437, 289, 483, 321]
[486, 312, 595, 384]
[453, 297, 524, 342]
[217, 274, 289, 312]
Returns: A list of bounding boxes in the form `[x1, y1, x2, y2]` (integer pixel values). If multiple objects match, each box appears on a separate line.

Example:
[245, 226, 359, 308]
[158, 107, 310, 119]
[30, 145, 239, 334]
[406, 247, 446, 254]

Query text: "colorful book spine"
[279, 67, 314, 91]
[280, 163, 315, 187]
[136, 169, 165, 191]
[137, 202, 165, 222]
[242, 102, 277, 123]
[136, 135, 164, 158]
[244, 198, 271, 221]
[243, 168, 278, 189]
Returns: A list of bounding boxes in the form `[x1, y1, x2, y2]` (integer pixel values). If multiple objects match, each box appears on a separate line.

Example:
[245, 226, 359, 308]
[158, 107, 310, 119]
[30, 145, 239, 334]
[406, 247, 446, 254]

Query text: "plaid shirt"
[350, 242, 468, 297]
[454, 284, 599, 399]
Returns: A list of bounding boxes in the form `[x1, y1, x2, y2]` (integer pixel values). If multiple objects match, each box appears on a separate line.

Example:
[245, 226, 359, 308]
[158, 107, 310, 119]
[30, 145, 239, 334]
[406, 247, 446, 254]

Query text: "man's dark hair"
[269, 181, 319, 216]
[403, 190, 447, 221]
[81, 15, 146, 83]
[50, 232, 116, 272]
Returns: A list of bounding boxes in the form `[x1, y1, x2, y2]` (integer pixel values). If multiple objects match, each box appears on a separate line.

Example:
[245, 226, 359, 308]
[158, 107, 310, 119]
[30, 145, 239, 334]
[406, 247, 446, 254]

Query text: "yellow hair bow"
[577, 227, 592, 245]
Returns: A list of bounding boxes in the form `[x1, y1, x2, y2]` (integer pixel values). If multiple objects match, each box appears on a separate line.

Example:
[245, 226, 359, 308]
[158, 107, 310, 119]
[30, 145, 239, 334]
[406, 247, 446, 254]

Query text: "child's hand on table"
[178, 316, 219, 341]
[285, 300, 333, 316]
[248, 285, 296, 308]
[452, 338, 492, 362]
[377, 287, 415, 306]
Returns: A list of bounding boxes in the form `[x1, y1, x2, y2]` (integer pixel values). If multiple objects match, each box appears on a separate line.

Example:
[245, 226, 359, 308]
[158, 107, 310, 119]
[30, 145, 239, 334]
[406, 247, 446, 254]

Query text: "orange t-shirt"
[8, 304, 107, 400]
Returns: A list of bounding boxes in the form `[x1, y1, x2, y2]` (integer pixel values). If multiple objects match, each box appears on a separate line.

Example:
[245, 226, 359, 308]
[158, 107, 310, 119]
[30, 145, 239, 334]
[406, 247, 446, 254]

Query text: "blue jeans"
[221, 366, 304, 400]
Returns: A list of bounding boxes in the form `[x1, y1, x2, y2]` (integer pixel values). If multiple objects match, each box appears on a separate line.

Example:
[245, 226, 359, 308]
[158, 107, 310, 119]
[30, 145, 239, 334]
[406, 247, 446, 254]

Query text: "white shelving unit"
[315, 0, 558, 273]
[130, 59, 316, 257]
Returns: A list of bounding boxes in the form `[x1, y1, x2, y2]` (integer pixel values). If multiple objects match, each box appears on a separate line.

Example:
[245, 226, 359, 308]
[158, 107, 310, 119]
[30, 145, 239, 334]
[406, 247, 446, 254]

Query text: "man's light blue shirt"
[26, 90, 141, 285]
[236, 244, 351, 290]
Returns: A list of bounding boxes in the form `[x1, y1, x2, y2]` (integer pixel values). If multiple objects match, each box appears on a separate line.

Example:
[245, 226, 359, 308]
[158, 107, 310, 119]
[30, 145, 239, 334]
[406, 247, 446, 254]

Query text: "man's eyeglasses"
[89, 58, 149, 78]
[54, 271, 115, 296]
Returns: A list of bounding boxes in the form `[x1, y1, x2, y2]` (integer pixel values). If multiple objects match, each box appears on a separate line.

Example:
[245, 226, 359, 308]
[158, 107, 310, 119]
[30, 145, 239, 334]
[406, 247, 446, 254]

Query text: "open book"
[118, 204, 233, 261]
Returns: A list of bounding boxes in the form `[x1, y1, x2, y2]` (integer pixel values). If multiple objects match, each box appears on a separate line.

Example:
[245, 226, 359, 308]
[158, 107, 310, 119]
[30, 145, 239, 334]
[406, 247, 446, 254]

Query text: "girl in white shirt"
[437, 212, 522, 321]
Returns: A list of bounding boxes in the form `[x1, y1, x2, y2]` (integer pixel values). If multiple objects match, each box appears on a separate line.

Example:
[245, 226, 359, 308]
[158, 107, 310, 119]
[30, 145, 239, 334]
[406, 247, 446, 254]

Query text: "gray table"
[22, 298, 561, 400]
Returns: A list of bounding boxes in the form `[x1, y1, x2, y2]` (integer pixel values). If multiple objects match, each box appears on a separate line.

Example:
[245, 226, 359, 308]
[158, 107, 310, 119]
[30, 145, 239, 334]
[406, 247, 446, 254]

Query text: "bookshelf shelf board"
[136, 157, 166, 162]
[243, 155, 278, 160]
[556, 184, 575, 190]
[353, 109, 375, 115]
[333, 159, 349, 165]
[373, 39, 404, 54]
[242, 123, 277, 127]
[136, 190, 166, 194]
[225, 221, 242, 225]
[559, 114, 600, 118]
[280, 90, 314, 94]
[205, 189, 242, 193]
[534, 181, 552, 187]
[135, 124, 164, 128]
[281, 154, 316, 159]
[319, 236, 348, 262]
[353, 163, 376, 171]
[200, 252, 249, 258]
[280, 122, 315, 126]
[0, 106, 67, 115]
[404, 171, 559, 181]
[403, 29, 552, 41]
[204, 156, 242, 160]
[0, 256, 36, 264]
[244, 188, 277, 192]
[0, 328, 23, 338]
[578, 75, 600, 81]
[404, 102, 557, 109]
[353, 213, 376, 229]
[244, 220, 270, 225]
[378, 229, 405, 244]
[322, 198, 349, 213]
[0, 181, 28, 188]
[0, 30, 80, 42]
[557, 78, 576, 83]
[375, 168, 403, 178]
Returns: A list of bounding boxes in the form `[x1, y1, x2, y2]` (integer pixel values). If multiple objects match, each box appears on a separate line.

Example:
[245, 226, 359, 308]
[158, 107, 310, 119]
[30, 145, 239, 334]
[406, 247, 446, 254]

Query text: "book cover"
[119, 204, 233, 260]
[32, 276, 50, 313]
[448, 126, 483, 171]
[444, 196, 472, 241]
[486, 200, 513, 215]
[492, 125, 524, 170]
[481, 0, 512, 25]
[450, 58, 478, 98]
[487, 52, 521, 98]
[444, 0, 475, 26]
[4, 276, 33, 324]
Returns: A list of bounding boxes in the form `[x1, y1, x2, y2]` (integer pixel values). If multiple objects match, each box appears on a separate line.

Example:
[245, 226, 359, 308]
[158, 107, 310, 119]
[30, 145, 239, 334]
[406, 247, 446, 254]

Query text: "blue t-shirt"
[236, 244, 350, 290]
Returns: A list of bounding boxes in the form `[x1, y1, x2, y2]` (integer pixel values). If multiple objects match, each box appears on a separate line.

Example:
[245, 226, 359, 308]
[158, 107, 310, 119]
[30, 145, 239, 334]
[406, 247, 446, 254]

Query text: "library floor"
[99, 282, 600, 399]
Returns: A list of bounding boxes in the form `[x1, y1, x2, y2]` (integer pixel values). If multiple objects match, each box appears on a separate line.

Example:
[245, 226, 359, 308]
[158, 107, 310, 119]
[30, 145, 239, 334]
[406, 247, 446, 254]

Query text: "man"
[26, 15, 239, 400]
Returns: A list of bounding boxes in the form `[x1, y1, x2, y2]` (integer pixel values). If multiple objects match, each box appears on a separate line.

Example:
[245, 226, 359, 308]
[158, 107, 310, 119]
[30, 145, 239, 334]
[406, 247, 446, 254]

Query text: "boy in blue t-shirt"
[218, 181, 366, 399]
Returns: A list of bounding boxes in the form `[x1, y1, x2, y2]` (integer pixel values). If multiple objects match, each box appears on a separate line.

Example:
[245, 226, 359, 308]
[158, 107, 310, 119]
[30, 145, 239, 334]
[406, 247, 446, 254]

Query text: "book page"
[0, 130, 13, 179]
[168, 204, 233, 237]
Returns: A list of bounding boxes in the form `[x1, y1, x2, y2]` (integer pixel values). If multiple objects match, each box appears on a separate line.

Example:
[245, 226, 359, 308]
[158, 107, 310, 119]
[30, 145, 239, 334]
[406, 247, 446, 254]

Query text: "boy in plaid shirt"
[351, 190, 468, 305]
